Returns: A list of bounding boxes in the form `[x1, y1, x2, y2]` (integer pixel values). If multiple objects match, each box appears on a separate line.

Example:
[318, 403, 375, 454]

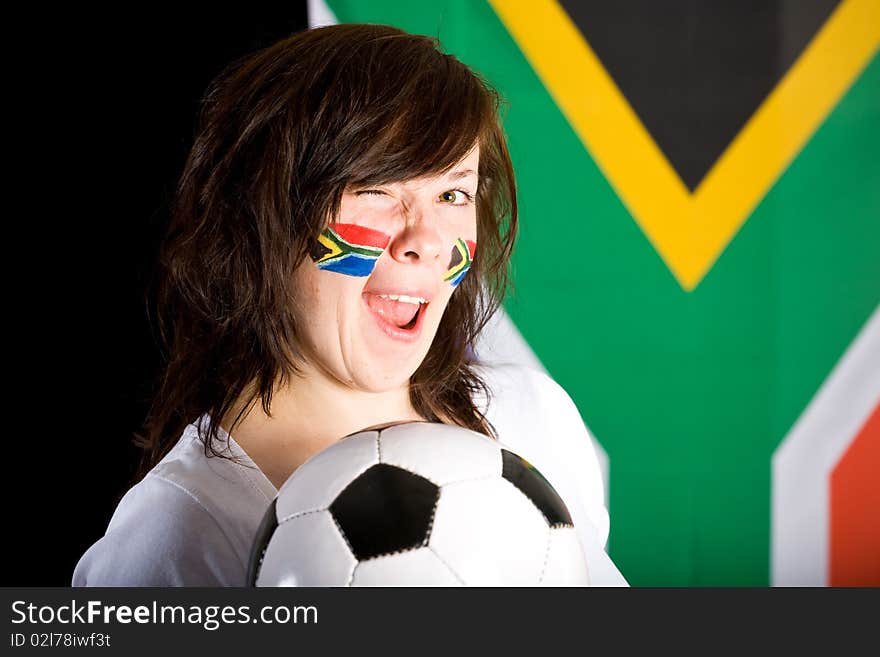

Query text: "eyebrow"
[447, 169, 478, 181]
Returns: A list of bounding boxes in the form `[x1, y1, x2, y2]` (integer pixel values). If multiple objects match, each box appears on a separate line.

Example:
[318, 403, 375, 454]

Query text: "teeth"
[377, 294, 427, 304]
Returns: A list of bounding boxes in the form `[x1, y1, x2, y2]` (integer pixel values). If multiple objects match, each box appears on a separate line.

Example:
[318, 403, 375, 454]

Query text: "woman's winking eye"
[354, 188, 474, 206]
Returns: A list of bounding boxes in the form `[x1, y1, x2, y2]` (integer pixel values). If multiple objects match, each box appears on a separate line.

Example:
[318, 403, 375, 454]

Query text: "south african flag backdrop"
[314, 0, 880, 586]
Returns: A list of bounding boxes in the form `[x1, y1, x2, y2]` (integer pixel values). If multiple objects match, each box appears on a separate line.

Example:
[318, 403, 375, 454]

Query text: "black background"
[9, 6, 309, 586]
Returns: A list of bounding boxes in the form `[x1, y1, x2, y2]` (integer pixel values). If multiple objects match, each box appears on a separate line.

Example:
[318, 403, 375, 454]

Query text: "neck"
[221, 366, 424, 489]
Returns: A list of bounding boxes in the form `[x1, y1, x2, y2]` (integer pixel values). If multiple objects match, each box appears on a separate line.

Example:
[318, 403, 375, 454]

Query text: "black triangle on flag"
[558, 0, 842, 191]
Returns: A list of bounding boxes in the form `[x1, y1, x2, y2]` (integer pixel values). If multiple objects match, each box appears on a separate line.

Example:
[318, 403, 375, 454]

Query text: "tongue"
[366, 295, 420, 327]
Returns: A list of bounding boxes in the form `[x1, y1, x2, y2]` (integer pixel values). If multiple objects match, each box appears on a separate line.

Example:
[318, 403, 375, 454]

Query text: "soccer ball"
[248, 421, 590, 586]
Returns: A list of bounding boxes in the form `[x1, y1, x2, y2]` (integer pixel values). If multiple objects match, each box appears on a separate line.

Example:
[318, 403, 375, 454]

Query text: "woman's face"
[292, 145, 480, 393]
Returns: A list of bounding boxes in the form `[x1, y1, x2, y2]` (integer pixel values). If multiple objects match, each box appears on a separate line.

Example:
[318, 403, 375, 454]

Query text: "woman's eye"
[356, 189, 387, 197]
[438, 189, 474, 205]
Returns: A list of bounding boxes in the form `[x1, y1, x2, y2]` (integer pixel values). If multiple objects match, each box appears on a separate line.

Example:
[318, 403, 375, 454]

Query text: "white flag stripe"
[772, 305, 880, 586]
[308, 0, 338, 28]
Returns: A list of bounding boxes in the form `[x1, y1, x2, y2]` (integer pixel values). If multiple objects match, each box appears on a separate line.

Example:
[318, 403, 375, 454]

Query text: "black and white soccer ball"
[248, 422, 590, 586]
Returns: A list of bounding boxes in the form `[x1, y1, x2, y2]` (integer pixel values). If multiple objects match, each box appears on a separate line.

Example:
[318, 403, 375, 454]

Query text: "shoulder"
[471, 362, 628, 585]
[471, 362, 604, 511]
[473, 361, 580, 424]
[473, 362, 597, 466]
[73, 422, 273, 587]
[72, 474, 241, 586]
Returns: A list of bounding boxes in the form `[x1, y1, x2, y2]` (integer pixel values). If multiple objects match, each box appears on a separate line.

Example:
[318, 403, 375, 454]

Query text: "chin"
[352, 372, 414, 395]
[348, 336, 436, 393]
[344, 355, 421, 393]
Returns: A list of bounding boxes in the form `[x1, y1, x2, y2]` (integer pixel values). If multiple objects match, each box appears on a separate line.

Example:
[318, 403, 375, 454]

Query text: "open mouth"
[398, 305, 421, 330]
[363, 293, 429, 338]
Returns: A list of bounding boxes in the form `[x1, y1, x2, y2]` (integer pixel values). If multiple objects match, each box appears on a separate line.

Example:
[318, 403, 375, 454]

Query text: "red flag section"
[830, 402, 880, 586]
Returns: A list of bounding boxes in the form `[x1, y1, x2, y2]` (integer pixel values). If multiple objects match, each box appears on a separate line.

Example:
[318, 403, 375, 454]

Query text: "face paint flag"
[444, 239, 477, 286]
[310, 223, 391, 277]
[320, 0, 880, 586]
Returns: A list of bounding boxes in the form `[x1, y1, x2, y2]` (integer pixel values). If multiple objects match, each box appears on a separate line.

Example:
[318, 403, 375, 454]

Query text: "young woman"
[72, 23, 627, 586]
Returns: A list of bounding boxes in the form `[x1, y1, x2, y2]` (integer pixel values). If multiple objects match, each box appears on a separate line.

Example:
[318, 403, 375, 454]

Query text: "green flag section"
[324, 0, 880, 585]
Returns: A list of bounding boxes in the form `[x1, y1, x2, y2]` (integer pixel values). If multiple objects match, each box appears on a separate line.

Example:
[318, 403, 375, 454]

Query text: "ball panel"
[501, 449, 573, 528]
[256, 510, 356, 586]
[539, 527, 590, 586]
[247, 497, 278, 586]
[350, 547, 463, 586]
[429, 478, 550, 585]
[377, 422, 501, 485]
[275, 431, 379, 519]
[330, 464, 440, 560]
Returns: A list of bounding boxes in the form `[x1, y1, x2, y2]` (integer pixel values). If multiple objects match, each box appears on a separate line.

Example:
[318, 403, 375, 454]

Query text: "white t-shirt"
[72, 363, 628, 586]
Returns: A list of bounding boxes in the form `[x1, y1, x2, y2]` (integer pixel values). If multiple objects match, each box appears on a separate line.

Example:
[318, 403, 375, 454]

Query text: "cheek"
[293, 265, 363, 355]
[294, 258, 352, 318]
[442, 238, 477, 287]
[439, 205, 478, 287]
[308, 223, 392, 278]
[291, 265, 325, 334]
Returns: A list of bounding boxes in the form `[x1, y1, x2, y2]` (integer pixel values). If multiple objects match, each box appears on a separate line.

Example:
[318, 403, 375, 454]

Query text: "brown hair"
[135, 23, 518, 479]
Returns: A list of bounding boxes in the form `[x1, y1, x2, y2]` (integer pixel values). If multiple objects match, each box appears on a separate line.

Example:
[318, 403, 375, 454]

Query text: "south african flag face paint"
[443, 238, 477, 287]
[309, 223, 391, 277]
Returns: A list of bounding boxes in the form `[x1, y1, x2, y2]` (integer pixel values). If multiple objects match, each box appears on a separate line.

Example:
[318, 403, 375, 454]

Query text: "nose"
[387, 201, 444, 265]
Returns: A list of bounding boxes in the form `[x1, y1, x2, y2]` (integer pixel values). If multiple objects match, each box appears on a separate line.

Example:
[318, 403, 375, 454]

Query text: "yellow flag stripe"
[489, 0, 880, 291]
